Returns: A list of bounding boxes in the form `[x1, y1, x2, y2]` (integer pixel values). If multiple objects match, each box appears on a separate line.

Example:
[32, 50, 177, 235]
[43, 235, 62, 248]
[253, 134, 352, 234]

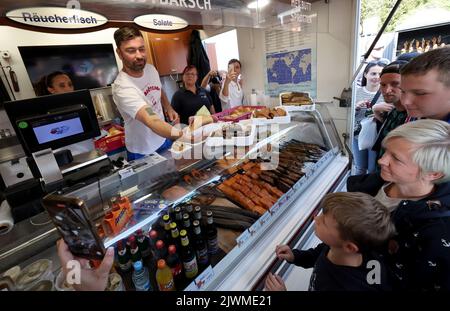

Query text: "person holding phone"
[219, 59, 244, 110]
[57, 239, 114, 291]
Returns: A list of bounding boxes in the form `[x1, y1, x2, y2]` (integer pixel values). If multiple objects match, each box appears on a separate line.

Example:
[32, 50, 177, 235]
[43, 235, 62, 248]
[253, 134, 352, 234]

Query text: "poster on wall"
[264, 28, 317, 98]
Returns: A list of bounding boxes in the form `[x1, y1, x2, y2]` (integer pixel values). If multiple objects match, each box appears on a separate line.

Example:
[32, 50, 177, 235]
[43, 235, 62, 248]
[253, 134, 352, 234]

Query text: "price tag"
[118, 167, 134, 179]
[269, 202, 281, 216]
[184, 265, 215, 291]
[258, 211, 271, 228]
[248, 220, 261, 236]
[236, 229, 252, 248]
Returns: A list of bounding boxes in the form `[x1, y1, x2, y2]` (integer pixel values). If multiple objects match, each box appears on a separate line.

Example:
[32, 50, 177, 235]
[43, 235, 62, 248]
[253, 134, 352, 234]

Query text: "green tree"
[361, 0, 450, 33]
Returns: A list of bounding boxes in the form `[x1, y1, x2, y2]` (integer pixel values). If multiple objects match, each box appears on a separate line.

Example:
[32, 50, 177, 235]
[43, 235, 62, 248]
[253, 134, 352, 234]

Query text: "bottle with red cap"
[155, 239, 168, 261]
[166, 244, 184, 289]
[136, 229, 151, 258]
[128, 235, 142, 264]
[149, 229, 159, 249]
[155, 259, 176, 291]
[116, 239, 132, 272]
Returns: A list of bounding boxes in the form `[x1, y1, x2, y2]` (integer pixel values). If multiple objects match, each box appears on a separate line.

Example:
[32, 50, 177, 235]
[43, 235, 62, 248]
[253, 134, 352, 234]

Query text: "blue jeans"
[127, 139, 173, 161]
[352, 137, 377, 175]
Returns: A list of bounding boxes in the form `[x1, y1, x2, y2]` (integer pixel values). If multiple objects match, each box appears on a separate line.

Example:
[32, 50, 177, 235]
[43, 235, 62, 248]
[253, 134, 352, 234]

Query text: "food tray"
[279, 92, 315, 112]
[250, 107, 291, 125]
[213, 105, 265, 122]
[169, 141, 193, 159]
[94, 124, 125, 153]
[206, 122, 256, 147]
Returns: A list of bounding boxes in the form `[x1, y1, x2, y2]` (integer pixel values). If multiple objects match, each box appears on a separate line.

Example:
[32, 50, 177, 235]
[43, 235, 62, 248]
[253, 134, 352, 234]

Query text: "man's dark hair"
[400, 47, 450, 87]
[114, 26, 143, 48]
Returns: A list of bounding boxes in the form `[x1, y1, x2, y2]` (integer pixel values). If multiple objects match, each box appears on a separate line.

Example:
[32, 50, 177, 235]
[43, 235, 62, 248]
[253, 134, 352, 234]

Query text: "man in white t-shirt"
[112, 26, 184, 161]
[219, 59, 244, 110]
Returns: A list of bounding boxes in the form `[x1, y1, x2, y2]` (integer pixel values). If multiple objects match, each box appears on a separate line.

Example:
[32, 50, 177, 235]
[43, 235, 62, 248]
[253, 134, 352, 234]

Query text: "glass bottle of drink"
[162, 214, 172, 244]
[182, 213, 193, 240]
[128, 235, 142, 264]
[166, 245, 184, 289]
[155, 259, 176, 291]
[170, 222, 181, 250]
[193, 206, 202, 222]
[206, 211, 219, 255]
[136, 230, 158, 290]
[136, 229, 152, 258]
[174, 206, 183, 226]
[184, 205, 193, 219]
[132, 261, 152, 291]
[179, 229, 198, 280]
[155, 240, 167, 260]
[192, 220, 209, 269]
[149, 229, 159, 249]
[117, 240, 132, 272]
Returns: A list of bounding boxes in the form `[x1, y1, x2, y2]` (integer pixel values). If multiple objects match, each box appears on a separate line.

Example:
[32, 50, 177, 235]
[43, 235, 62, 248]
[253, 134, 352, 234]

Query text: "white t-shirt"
[112, 64, 165, 155]
[219, 80, 244, 110]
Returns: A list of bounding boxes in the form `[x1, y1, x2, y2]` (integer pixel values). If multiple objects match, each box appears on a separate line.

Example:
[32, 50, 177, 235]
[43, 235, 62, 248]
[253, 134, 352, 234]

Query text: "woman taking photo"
[219, 59, 244, 110]
[348, 119, 450, 291]
[352, 61, 387, 175]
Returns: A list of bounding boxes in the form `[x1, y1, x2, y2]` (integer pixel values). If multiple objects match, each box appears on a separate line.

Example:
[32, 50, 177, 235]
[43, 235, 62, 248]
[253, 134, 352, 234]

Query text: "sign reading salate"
[134, 14, 189, 31]
[6, 7, 107, 29]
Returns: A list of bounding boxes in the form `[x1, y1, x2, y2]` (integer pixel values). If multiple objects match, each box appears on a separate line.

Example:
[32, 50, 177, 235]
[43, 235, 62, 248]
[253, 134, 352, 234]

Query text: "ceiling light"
[247, 0, 270, 10]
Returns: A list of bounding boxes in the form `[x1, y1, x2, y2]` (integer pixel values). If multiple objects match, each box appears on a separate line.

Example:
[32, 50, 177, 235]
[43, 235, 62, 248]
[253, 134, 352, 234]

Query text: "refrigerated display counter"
[0, 102, 349, 291]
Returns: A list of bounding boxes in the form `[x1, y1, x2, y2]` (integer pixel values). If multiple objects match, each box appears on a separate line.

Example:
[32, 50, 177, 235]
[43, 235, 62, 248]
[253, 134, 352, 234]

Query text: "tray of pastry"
[279, 92, 315, 112]
[206, 121, 256, 146]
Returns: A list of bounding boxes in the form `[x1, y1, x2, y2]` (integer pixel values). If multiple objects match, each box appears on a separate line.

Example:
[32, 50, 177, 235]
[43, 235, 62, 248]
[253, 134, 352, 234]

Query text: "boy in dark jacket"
[265, 192, 395, 291]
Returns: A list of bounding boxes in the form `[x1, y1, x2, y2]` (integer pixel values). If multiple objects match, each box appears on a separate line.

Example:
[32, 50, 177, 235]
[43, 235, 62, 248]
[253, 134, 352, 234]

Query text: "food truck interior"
[0, 0, 359, 291]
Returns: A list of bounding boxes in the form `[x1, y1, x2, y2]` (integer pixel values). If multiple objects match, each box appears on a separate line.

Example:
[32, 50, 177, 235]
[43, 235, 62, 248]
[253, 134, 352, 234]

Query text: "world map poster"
[265, 47, 316, 98]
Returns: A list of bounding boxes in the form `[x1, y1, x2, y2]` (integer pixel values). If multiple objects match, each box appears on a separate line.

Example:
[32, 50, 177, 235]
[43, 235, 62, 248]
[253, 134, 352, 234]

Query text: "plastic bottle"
[132, 261, 152, 291]
[155, 259, 176, 291]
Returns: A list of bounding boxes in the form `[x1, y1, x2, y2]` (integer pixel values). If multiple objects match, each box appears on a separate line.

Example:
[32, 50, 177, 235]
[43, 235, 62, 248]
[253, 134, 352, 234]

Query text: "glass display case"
[42, 103, 349, 291]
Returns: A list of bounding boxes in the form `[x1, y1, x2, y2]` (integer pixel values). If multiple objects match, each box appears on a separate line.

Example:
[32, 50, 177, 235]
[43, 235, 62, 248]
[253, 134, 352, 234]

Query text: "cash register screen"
[4, 90, 100, 155]
[33, 116, 84, 144]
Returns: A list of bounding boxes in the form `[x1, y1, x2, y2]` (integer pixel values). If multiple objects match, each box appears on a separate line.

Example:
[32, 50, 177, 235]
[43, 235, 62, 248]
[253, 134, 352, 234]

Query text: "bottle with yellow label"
[155, 259, 176, 291]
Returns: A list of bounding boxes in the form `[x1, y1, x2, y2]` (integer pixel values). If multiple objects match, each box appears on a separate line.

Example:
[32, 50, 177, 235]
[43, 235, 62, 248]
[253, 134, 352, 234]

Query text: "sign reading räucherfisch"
[6, 7, 108, 29]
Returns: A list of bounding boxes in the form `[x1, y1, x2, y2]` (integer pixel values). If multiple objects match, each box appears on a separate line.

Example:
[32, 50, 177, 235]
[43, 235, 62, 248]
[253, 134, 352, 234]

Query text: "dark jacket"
[292, 243, 391, 291]
[347, 174, 450, 291]
[188, 30, 211, 84]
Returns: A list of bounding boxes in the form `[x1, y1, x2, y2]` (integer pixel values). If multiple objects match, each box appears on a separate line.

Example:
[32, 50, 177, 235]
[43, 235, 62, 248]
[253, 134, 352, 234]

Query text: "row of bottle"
[114, 208, 218, 291]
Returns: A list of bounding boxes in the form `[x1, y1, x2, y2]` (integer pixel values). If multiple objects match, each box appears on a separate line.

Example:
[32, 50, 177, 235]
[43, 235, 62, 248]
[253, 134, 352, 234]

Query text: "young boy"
[265, 192, 395, 291]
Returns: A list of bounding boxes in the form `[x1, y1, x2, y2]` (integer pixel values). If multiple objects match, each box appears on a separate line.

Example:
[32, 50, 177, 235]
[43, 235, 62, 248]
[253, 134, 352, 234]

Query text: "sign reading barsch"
[134, 14, 189, 31]
[6, 7, 108, 29]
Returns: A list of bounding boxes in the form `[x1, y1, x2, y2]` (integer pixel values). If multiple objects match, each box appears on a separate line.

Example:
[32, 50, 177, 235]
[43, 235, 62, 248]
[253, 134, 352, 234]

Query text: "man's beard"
[128, 59, 146, 72]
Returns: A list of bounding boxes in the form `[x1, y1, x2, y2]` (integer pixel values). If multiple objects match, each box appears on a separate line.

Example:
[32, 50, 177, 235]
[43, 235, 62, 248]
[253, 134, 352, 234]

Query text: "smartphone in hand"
[42, 194, 106, 260]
